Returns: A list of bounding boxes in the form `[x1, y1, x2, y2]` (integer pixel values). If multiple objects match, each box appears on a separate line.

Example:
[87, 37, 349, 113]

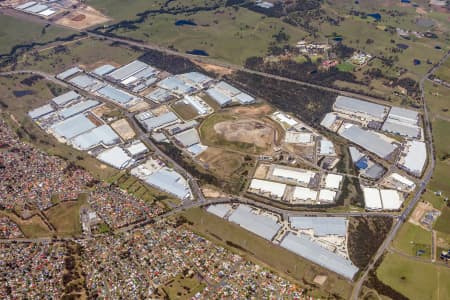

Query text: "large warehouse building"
[334, 96, 388, 121]
[339, 124, 398, 159]
[398, 141, 427, 177]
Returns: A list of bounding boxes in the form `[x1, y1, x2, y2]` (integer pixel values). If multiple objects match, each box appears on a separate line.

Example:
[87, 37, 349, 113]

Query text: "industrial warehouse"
[206, 204, 359, 280]
[249, 164, 343, 205]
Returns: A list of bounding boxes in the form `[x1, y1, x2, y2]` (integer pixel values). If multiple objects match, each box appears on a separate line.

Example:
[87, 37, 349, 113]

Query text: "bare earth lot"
[214, 119, 277, 149]
[56, 6, 111, 30]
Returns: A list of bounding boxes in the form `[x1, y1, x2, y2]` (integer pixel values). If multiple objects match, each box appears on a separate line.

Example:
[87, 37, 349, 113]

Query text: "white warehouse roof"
[97, 146, 135, 169]
[363, 187, 383, 210]
[28, 104, 54, 119]
[399, 141, 427, 176]
[293, 187, 317, 201]
[249, 179, 286, 199]
[71, 125, 120, 150]
[272, 167, 316, 185]
[324, 174, 343, 190]
[380, 189, 403, 210]
[318, 189, 336, 202]
[51, 114, 97, 140]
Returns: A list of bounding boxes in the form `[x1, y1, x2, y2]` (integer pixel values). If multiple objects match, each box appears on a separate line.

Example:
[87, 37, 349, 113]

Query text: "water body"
[367, 13, 381, 21]
[413, 59, 421, 65]
[396, 43, 409, 50]
[332, 36, 343, 42]
[13, 90, 33, 97]
[175, 20, 197, 26]
[186, 49, 209, 56]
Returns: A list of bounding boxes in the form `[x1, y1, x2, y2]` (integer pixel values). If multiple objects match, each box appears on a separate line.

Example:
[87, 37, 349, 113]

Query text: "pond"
[13, 90, 33, 97]
[396, 43, 409, 50]
[175, 20, 197, 26]
[186, 49, 209, 56]
[367, 13, 381, 21]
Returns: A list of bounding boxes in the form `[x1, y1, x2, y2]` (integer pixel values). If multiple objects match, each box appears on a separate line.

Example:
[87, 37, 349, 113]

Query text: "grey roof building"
[59, 100, 99, 119]
[57, 67, 82, 80]
[51, 91, 81, 107]
[144, 168, 191, 200]
[108, 60, 149, 81]
[340, 125, 397, 158]
[289, 217, 347, 236]
[173, 128, 200, 148]
[280, 232, 359, 279]
[51, 114, 97, 140]
[228, 205, 282, 241]
[141, 112, 179, 132]
[28, 104, 55, 120]
[334, 96, 388, 121]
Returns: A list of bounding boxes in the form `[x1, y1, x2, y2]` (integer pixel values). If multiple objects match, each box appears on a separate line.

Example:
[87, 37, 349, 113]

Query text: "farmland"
[0, 15, 75, 55]
[110, 6, 308, 65]
[377, 253, 450, 300]
[12, 37, 142, 74]
[392, 222, 432, 258]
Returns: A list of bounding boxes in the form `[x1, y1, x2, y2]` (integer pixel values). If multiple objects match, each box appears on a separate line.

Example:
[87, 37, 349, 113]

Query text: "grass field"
[424, 81, 450, 197]
[0, 211, 51, 238]
[163, 274, 206, 300]
[336, 62, 354, 72]
[13, 37, 141, 74]
[377, 252, 450, 300]
[181, 207, 353, 299]
[392, 222, 432, 258]
[88, 0, 222, 21]
[112, 7, 308, 65]
[422, 190, 447, 211]
[319, 14, 447, 78]
[424, 81, 450, 120]
[171, 101, 200, 121]
[0, 15, 75, 55]
[434, 207, 450, 235]
[45, 195, 87, 236]
[428, 119, 450, 196]
[435, 56, 450, 83]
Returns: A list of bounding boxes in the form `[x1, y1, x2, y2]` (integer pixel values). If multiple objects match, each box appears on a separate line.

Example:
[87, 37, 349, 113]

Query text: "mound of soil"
[71, 14, 86, 22]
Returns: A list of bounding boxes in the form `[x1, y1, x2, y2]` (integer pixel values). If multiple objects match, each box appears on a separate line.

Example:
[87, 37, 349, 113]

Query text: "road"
[86, 31, 396, 105]
[350, 50, 450, 300]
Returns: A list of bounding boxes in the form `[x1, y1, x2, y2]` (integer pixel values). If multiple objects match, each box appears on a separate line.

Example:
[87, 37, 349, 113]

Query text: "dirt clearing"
[111, 118, 135, 141]
[214, 118, 277, 149]
[56, 6, 110, 30]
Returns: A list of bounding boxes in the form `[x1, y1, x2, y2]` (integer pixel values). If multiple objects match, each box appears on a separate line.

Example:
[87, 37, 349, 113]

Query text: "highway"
[350, 50, 450, 300]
